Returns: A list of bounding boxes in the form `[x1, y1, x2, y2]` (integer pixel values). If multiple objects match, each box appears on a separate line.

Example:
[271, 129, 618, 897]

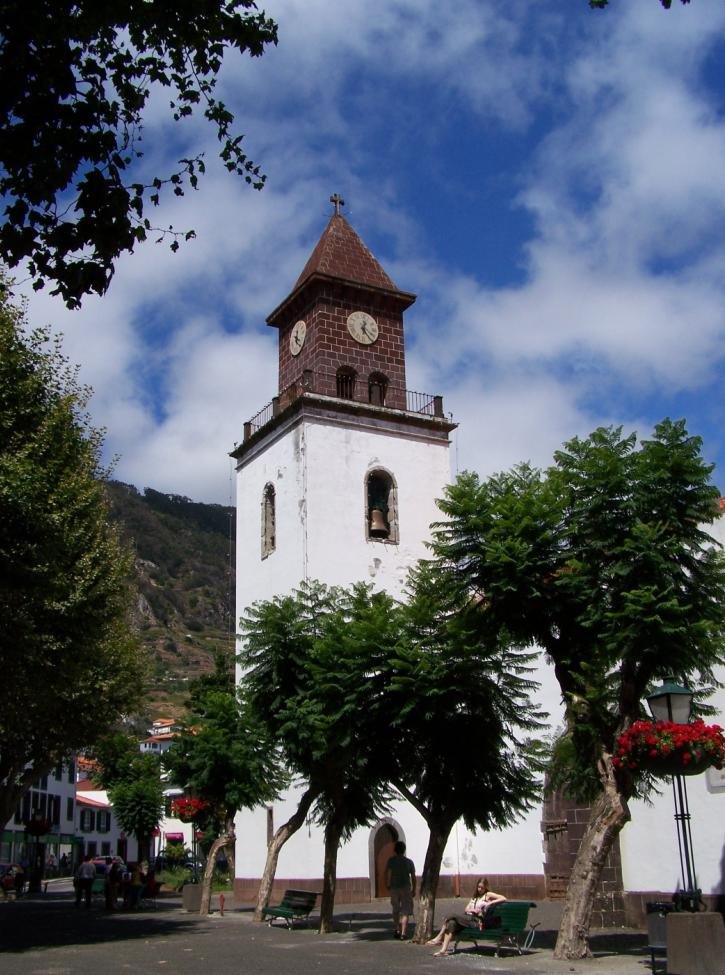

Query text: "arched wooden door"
[373, 823, 399, 897]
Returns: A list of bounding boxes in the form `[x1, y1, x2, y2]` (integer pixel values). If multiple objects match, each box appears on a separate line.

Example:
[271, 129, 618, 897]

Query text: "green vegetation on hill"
[106, 482, 236, 717]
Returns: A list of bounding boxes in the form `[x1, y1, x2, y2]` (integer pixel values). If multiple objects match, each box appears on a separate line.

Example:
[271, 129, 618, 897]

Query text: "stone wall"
[542, 786, 626, 927]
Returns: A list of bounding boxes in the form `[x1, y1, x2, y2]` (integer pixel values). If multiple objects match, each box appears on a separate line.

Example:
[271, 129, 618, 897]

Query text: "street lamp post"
[646, 677, 700, 912]
[24, 810, 50, 895]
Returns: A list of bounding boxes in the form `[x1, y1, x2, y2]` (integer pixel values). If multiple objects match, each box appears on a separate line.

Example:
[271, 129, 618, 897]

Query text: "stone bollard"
[667, 912, 725, 975]
[182, 883, 202, 912]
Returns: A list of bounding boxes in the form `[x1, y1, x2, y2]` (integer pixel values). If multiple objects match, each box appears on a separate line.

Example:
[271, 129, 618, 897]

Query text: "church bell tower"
[231, 196, 456, 898]
[232, 197, 455, 609]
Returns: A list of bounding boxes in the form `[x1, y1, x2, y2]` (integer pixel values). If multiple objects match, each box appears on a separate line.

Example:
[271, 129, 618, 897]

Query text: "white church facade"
[232, 201, 725, 920]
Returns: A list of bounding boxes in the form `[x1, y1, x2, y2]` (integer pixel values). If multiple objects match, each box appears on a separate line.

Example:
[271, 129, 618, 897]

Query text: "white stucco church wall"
[236, 413, 454, 609]
[620, 514, 725, 900]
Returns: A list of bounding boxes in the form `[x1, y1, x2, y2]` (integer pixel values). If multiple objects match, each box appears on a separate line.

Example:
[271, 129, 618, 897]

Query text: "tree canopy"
[0, 1, 278, 307]
[389, 560, 545, 940]
[164, 673, 287, 914]
[427, 419, 725, 957]
[164, 688, 287, 823]
[107, 742, 164, 861]
[0, 284, 145, 826]
[241, 582, 401, 931]
[240, 578, 545, 936]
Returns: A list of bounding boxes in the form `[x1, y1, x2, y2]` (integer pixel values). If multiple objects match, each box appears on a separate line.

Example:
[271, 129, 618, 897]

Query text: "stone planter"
[182, 883, 202, 912]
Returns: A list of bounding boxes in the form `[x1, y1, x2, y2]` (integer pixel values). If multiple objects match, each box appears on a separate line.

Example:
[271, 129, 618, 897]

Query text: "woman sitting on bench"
[426, 878, 506, 956]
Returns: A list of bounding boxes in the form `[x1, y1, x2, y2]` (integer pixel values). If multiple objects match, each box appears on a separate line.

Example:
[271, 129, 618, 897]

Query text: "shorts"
[390, 886, 414, 919]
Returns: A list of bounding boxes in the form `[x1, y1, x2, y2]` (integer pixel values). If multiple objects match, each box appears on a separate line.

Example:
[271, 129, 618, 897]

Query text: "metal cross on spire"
[329, 193, 345, 216]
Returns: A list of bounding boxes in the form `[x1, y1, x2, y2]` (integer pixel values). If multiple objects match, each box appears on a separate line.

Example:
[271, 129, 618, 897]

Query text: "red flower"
[170, 797, 210, 822]
[614, 719, 725, 776]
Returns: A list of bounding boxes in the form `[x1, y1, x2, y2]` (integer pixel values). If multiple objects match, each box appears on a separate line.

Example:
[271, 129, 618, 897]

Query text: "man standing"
[385, 840, 416, 939]
[74, 855, 96, 908]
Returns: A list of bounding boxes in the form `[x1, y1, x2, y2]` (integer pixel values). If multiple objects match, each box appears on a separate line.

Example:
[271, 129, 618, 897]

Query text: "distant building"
[73, 773, 136, 863]
[1, 760, 79, 871]
[139, 717, 179, 756]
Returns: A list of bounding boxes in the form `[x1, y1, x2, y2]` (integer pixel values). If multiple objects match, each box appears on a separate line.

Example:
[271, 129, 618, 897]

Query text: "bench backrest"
[279, 889, 318, 911]
[486, 901, 536, 932]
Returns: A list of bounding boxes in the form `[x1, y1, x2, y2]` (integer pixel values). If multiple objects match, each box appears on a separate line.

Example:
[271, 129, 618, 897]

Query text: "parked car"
[154, 852, 202, 872]
[91, 856, 126, 876]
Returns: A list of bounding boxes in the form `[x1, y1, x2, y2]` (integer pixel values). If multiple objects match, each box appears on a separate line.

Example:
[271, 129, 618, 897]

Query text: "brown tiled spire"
[294, 214, 398, 292]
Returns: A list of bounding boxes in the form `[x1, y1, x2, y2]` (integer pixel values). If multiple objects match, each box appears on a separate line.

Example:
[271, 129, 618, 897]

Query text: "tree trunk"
[137, 832, 149, 867]
[413, 822, 452, 943]
[198, 819, 235, 916]
[318, 812, 345, 934]
[554, 753, 631, 959]
[253, 786, 318, 922]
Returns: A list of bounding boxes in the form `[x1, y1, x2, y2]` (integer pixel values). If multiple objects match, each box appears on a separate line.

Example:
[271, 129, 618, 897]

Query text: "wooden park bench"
[453, 900, 537, 957]
[262, 889, 319, 929]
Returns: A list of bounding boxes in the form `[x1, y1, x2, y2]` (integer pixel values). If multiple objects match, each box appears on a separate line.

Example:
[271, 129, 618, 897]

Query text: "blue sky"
[20, 0, 725, 504]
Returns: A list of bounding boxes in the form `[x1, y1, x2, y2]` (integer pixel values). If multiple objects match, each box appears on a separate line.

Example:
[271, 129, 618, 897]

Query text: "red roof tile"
[76, 795, 110, 809]
[294, 214, 398, 292]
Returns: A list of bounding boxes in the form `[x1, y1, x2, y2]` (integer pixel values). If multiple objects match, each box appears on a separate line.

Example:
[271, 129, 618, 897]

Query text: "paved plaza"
[0, 884, 654, 975]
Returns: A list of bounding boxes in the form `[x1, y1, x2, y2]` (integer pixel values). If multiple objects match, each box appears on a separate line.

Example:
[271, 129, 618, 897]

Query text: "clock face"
[347, 311, 379, 345]
[289, 319, 307, 356]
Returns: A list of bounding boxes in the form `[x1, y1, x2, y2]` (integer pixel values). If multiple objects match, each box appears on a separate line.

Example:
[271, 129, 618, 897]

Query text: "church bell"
[369, 507, 389, 538]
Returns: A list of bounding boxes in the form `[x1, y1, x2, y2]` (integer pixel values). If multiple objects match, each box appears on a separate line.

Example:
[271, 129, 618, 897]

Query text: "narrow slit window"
[336, 366, 357, 400]
[262, 483, 276, 558]
[368, 372, 388, 406]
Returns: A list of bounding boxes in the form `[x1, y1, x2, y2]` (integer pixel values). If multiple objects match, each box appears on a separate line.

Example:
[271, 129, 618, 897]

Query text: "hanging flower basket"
[613, 719, 725, 778]
[637, 746, 712, 777]
[24, 817, 52, 837]
[170, 797, 210, 822]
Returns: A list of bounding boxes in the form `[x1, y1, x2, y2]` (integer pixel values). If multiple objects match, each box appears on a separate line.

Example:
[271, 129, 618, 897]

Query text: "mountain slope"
[106, 481, 235, 717]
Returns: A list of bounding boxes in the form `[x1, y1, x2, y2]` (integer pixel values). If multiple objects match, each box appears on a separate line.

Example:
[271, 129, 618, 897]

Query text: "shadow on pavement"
[0, 893, 202, 954]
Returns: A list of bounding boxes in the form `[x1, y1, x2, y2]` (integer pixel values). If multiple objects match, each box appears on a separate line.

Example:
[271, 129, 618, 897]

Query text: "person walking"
[74, 855, 96, 908]
[385, 840, 416, 940]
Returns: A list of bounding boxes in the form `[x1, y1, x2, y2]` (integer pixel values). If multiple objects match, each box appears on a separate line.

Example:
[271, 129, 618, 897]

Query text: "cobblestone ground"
[0, 883, 653, 975]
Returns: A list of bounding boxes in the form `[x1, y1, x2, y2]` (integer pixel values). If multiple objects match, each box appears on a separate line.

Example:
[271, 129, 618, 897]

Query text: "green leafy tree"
[0, 1, 278, 307]
[389, 561, 545, 942]
[241, 579, 544, 937]
[164, 685, 288, 915]
[240, 582, 400, 933]
[109, 755, 165, 864]
[0, 284, 145, 827]
[427, 420, 725, 959]
[92, 732, 164, 864]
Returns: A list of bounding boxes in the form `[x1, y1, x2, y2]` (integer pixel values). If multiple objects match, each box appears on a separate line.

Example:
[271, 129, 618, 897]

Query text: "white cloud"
[15, 1, 725, 502]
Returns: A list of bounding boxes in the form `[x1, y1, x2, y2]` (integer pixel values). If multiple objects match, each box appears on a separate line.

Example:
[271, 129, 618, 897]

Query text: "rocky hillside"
[106, 482, 235, 718]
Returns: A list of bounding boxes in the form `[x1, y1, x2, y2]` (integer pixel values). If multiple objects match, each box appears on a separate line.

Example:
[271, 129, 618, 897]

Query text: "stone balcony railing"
[242, 369, 446, 442]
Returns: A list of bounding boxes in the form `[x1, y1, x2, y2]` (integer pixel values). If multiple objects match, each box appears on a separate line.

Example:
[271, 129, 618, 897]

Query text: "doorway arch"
[369, 819, 403, 898]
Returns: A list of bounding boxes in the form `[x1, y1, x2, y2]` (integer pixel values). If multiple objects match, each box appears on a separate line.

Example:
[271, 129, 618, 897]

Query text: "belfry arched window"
[261, 483, 276, 558]
[368, 372, 388, 406]
[366, 468, 398, 543]
[336, 366, 357, 400]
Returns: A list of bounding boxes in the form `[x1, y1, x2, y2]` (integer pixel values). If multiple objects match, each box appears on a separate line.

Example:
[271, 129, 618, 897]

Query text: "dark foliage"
[0, 1, 277, 306]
